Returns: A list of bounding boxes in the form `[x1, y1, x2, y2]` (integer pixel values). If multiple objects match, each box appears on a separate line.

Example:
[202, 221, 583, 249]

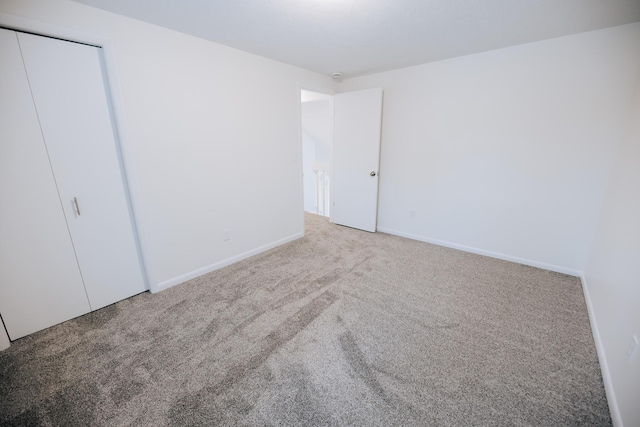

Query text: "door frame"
[297, 84, 335, 232]
[0, 13, 153, 292]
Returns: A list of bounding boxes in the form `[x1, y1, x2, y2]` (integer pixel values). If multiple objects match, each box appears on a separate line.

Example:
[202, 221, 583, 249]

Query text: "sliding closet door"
[0, 29, 91, 339]
[18, 33, 146, 311]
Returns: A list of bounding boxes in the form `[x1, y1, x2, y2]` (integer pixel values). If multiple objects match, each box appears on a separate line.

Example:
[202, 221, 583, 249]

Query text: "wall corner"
[579, 273, 623, 427]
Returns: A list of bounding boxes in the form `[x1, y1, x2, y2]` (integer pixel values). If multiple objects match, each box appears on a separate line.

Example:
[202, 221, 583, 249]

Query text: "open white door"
[332, 88, 383, 232]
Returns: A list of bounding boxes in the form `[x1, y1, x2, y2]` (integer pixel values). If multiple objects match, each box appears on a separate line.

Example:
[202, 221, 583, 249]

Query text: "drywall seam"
[580, 274, 622, 427]
[153, 232, 304, 293]
[377, 227, 581, 276]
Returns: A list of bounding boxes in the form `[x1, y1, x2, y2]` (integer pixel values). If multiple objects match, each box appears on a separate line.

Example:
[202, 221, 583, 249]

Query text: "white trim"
[153, 232, 304, 293]
[377, 227, 582, 276]
[296, 83, 306, 236]
[1, 12, 105, 47]
[99, 43, 155, 292]
[0, 318, 10, 351]
[298, 83, 335, 97]
[580, 274, 622, 427]
[298, 84, 335, 225]
[328, 94, 335, 224]
[0, 12, 155, 292]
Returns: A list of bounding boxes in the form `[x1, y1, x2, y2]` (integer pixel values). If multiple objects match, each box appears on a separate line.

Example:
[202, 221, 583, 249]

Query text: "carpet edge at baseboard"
[580, 273, 622, 427]
[376, 227, 581, 277]
[151, 232, 305, 294]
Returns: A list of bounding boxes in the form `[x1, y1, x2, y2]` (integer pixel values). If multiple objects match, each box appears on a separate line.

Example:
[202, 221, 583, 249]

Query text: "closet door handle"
[73, 197, 81, 216]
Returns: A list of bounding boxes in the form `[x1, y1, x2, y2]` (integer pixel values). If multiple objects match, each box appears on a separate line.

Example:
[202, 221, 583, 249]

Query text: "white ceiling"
[72, 0, 640, 78]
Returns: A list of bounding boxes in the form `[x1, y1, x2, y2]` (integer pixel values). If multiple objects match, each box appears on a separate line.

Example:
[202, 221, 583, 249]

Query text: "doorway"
[300, 87, 384, 232]
[301, 90, 332, 218]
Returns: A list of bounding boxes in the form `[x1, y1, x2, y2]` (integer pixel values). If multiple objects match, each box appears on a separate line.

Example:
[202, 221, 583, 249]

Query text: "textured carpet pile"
[0, 213, 610, 426]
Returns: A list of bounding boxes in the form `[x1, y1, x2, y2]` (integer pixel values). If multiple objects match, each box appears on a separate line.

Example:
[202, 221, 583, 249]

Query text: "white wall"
[301, 99, 332, 164]
[583, 66, 640, 427]
[301, 98, 332, 213]
[0, 0, 333, 293]
[339, 23, 640, 274]
[1, 14, 637, 426]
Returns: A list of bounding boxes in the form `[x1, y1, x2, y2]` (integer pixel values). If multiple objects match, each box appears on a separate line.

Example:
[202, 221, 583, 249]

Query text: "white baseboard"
[376, 227, 582, 276]
[375, 226, 618, 424]
[151, 232, 304, 293]
[580, 274, 622, 427]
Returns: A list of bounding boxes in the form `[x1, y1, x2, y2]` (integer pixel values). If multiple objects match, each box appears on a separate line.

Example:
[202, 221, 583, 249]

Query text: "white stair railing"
[312, 162, 330, 217]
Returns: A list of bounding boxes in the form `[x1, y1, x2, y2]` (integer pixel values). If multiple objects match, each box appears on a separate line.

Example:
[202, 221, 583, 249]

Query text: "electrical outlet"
[627, 335, 639, 362]
[410, 210, 416, 219]
[223, 229, 230, 241]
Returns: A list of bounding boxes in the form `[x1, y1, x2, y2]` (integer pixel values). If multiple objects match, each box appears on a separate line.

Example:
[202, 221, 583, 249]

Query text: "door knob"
[73, 197, 81, 216]
[370, 171, 376, 177]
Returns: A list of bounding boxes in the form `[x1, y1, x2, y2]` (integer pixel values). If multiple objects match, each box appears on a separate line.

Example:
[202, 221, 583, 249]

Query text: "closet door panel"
[17, 33, 146, 310]
[0, 29, 91, 340]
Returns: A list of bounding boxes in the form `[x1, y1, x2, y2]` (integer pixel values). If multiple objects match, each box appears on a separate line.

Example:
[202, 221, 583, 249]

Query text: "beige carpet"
[0, 213, 610, 426]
